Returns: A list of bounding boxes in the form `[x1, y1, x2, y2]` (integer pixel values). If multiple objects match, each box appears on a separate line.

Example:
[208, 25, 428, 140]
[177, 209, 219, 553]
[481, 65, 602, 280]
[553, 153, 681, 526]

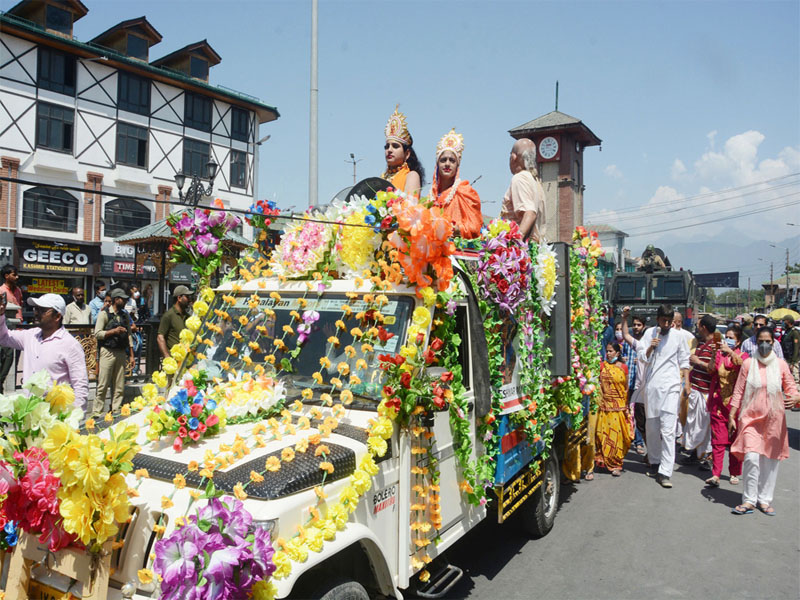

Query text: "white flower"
[0, 394, 15, 418]
[23, 370, 52, 397]
[25, 400, 55, 433]
[64, 407, 84, 429]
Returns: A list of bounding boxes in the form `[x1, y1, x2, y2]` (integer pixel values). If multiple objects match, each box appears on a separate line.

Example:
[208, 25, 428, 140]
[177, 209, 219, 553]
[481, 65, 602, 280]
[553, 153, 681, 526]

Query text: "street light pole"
[345, 153, 362, 185]
[308, 0, 319, 208]
[174, 161, 218, 208]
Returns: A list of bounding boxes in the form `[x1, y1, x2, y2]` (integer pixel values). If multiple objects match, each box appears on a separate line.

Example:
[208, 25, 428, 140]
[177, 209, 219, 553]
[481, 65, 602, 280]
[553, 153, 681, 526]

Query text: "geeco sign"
[16, 238, 100, 276]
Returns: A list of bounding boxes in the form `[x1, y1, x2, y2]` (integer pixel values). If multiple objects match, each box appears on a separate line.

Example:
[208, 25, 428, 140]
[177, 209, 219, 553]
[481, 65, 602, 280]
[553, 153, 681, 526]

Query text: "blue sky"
[71, 0, 799, 284]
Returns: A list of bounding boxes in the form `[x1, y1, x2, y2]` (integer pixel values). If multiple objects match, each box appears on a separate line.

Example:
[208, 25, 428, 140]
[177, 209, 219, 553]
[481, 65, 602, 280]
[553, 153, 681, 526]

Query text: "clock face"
[539, 136, 559, 160]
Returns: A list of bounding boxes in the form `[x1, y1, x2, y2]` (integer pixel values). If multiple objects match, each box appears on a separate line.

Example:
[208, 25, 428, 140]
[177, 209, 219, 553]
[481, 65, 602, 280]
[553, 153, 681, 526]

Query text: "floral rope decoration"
[475, 220, 533, 313]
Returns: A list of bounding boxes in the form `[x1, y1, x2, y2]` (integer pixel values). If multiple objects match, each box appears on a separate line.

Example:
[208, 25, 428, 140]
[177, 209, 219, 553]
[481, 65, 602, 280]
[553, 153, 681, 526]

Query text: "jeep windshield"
[189, 292, 414, 410]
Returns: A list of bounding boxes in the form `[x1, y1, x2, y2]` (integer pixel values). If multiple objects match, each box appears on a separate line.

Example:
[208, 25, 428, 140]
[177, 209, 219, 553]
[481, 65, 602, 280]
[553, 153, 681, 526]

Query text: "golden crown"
[385, 105, 411, 145]
[436, 128, 464, 160]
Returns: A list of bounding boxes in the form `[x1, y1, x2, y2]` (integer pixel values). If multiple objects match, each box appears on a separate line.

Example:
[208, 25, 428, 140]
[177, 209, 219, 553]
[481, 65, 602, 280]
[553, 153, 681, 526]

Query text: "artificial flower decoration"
[476, 219, 533, 312]
[534, 241, 559, 316]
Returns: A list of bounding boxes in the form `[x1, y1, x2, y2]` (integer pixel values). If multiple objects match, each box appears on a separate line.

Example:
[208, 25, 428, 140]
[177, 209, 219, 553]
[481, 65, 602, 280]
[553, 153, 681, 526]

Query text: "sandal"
[635, 445, 647, 456]
[705, 476, 719, 487]
[758, 504, 776, 516]
[731, 504, 754, 515]
[729, 476, 740, 485]
[611, 469, 622, 477]
[584, 472, 594, 481]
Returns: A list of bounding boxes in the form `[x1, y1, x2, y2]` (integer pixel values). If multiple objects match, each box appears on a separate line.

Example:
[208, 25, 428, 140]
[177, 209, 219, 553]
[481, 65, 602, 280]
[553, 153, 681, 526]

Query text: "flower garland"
[475, 220, 532, 313]
[534, 241, 559, 316]
[270, 217, 335, 279]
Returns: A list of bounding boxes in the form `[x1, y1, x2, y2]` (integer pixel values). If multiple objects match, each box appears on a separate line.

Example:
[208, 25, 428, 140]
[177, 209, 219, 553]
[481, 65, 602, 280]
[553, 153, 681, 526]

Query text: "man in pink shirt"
[0, 293, 88, 409]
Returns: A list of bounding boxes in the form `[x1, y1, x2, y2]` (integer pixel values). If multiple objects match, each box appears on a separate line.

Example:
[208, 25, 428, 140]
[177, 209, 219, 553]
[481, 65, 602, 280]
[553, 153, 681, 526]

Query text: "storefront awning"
[113, 217, 251, 248]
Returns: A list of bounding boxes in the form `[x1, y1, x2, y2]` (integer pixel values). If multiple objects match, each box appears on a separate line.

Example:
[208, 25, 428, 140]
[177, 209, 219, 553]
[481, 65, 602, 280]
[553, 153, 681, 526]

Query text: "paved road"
[441, 411, 800, 600]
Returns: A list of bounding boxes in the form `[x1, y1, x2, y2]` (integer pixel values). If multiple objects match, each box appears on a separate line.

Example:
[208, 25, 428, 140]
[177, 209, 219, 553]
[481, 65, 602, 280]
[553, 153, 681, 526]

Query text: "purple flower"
[302, 310, 320, 324]
[445, 300, 457, 316]
[208, 209, 227, 228]
[154, 532, 199, 589]
[195, 233, 219, 257]
[176, 213, 194, 232]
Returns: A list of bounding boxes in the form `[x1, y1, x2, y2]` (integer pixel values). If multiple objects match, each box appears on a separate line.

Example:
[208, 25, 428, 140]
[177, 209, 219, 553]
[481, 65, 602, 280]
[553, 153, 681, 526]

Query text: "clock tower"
[508, 111, 601, 243]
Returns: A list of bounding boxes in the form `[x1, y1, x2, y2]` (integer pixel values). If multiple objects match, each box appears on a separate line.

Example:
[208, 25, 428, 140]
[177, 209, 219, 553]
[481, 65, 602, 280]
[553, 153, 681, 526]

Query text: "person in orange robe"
[382, 105, 424, 195]
[430, 129, 483, 239]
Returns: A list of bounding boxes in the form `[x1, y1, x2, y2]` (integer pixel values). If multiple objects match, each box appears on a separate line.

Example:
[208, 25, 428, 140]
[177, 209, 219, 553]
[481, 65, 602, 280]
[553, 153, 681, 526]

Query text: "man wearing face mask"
[741, 314, 784, 359]
[89, 280, 107, 324]
[64, 287, 91, 325]
[93, 288, 134, 415]
[628, 304, 691, 488]
[158, 286, 192, 359]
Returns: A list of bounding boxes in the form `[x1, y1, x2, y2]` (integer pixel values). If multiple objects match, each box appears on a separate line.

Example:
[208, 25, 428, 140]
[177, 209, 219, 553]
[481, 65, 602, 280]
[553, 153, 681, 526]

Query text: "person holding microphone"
[621, 304, 691, 488]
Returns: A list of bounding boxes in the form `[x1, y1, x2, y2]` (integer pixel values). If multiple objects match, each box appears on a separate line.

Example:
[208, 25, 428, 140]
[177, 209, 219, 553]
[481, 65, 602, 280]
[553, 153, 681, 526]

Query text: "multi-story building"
[0, 0, 278, 311]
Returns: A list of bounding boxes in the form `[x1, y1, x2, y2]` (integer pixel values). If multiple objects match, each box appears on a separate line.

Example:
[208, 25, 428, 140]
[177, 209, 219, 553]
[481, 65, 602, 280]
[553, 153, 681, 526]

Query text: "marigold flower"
[319, 461, 334, 474]
[172, 474, 186, 489]
[314, 444, 330, 457]
[233, 483, 248, 500]
[161, 496, 174, 509]
[265, 456, 281, 472]
[250, 470, 265, 483]
[138, 569, 154, 584]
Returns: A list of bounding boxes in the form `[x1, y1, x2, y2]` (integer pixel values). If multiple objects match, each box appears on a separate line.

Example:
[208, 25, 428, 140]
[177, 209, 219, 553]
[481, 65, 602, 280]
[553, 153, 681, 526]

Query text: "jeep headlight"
[251, 518, 278, 535]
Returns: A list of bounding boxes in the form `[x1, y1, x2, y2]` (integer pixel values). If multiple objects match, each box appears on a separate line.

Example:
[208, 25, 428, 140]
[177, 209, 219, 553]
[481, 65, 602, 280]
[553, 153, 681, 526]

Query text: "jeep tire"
[313, 578, 370, 600]
[522, 453, 560, 538]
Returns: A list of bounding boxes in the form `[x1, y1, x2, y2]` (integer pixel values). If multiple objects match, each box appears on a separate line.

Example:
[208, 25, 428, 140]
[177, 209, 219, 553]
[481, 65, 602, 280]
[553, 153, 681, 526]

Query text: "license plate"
[27, 580, 80, 600]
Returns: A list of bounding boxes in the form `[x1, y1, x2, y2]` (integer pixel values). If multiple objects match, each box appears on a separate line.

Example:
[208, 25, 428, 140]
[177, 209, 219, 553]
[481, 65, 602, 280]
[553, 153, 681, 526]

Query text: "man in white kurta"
[635, 307, 691, 487]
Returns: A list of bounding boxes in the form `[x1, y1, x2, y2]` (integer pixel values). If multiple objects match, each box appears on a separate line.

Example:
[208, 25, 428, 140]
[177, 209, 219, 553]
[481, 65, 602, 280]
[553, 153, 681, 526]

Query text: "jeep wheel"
[522, 453, 560, 538]
[313, 578, 370, 600]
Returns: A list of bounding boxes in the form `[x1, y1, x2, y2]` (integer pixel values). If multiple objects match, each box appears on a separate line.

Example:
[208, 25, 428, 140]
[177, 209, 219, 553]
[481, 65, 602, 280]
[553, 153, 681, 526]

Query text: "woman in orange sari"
[596, 342, 633, 476]
[382, 105, 424, 195]
[430, 129, 483, 239]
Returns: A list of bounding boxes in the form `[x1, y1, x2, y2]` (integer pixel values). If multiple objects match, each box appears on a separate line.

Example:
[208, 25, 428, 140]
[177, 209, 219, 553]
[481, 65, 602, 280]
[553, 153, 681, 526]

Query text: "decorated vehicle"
[0, 192, 604, 600]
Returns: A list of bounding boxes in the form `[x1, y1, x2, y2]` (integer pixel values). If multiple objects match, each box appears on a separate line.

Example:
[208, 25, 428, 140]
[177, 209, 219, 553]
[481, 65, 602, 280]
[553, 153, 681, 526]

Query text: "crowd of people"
[0, 261, 196, 418]
[584, 303, 800, 517]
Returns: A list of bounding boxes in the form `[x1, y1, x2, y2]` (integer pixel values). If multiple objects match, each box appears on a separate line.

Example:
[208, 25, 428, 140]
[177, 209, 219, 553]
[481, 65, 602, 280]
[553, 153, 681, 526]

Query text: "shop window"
[190, 56, 209, 80]
[185, 92, 211, 132]
[104, 198, 151, 239]
[231, 107, 249, 142]
[36, 101, 74, 153]
[45, 5, 72, 35]
[116, 122, 148, 168]
[127, 34, 148, 60]
[22, 186, 78, 233]
[230, 150, 247, 189]
[37, 46, 76, 96]
[118, 71, 150, 115]
[183, 139, 210, 177]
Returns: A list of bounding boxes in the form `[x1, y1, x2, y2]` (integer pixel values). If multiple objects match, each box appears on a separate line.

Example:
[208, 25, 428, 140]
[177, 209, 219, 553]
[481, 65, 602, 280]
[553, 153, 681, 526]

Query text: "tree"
[789, 261, 800, 274]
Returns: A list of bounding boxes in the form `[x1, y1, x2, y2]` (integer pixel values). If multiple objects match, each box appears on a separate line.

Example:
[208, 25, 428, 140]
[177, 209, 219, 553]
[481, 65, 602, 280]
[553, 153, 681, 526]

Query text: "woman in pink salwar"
[728, 327, 800, 516]
[705, 324, 747, 487]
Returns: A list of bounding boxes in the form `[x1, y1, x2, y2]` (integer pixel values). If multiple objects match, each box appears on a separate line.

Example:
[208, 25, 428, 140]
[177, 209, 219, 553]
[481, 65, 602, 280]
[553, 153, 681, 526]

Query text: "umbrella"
[768, 308, 800, 321]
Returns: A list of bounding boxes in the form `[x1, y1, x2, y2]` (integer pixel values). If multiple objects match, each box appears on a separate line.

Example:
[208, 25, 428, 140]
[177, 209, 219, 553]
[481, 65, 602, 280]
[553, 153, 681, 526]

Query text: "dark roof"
[509, 110, 601, 146]
[587, 223, 629, 236]
[7, 0, 88, 19]
[0, 13, 279, 123]
[114, 216, 251, 247]
[151, 39, 222, 68]
[89, 16, 163, 46]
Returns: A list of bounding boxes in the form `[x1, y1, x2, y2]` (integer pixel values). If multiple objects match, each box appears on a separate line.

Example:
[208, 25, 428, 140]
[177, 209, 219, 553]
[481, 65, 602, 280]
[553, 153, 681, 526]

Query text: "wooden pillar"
[1, 157, 21, 230]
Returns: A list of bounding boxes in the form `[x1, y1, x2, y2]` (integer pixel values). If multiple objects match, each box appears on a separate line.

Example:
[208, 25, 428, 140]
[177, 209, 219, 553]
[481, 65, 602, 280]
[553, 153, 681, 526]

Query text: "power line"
[624, 191, 800, 235]
[586, 172, 800, 218]
[626, 196, 800, 238]
[593, 180, 800, 225]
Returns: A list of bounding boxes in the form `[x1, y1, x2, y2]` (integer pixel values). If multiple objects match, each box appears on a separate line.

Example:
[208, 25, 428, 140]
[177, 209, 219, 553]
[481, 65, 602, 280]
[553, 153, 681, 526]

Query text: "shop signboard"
[15, 238, 100, 276]
[27, 278, 70, 294]
[0, 231, 13, 262]
[169, 263, 196, 284]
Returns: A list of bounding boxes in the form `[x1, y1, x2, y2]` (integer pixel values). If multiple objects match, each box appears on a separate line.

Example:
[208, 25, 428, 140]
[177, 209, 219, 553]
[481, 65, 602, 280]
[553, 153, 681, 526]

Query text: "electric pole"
[786, 248, 790, 304]
[770, 262, 774, 310]
[308, 0, 318, 207]
[345, 153, 362, 185]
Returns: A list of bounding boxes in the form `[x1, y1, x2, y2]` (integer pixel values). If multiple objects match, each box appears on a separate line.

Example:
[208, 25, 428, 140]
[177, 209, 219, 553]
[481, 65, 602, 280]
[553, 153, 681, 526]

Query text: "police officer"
[93, 288, 133, 415]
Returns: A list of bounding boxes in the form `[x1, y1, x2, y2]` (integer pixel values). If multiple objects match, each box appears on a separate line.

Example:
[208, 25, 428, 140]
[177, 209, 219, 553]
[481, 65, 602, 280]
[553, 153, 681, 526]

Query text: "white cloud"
[588, 130, 800, 245]
[604, 164, 623, 179]
[671, 159, 687, 180]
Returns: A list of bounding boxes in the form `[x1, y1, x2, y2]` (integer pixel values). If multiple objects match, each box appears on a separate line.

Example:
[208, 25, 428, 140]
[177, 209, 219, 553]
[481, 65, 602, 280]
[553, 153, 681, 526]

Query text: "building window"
[127, 34, 148, 60]
[190, 56, 208, 80]
[36, 101, 74, 153]
[117, 71, 150, 115]
[45, 5, 72, 35]
[230, 150, 247, 189]
[185, 92, 211, 132]
[104, 198, 151, 238]
[183, 139, 210, 177]
[22, 186, 78, 233]
[116, 122, 148, 168]
[37, 47, 76, 96]
[231, 107, 249, 142]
